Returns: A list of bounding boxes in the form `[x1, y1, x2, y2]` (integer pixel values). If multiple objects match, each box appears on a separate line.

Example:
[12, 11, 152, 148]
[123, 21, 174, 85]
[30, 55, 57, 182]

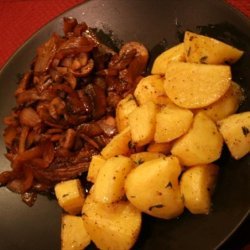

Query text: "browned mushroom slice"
[16, 89, 41, 105]
[34, 34, 62, 73]
[119, 42, 149, 83]
[85, 83, 107, 119]
[19, 107, 41, 127]
[48, 97, 66, 120]
[61, 128, 76, 149]
[70, 59, 94, 77]
[55, 36, 96, 60]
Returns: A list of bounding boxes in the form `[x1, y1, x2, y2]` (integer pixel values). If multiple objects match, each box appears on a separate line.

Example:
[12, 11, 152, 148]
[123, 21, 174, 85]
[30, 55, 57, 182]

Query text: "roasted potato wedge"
[180, 164, 219, 214]
[151, 43, 186, 75]
[217, 111, 250, 159]
[82, 196, 141, 250]
[61, 214, 91, 250]
[196, 81, 244, 121]
[101, 127, 131, 159]
[125, 156, 184, 219]
[87, 155, 106, 183]
[128, 101, 157, 146]
[184, 31, 244, 64]
[134, 75, 169, 105]
[164, 62, 231, 109]
[116, 94, 138, 132]
[92, 155, 134, 203]
[55, 179, 85, 215]
[171, 112, 223, 166]
[154, 104, 193, 143]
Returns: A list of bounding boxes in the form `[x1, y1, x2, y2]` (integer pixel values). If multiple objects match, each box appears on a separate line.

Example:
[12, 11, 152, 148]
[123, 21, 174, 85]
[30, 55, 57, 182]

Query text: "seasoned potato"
[55, 179, 85, 215]
[87, 155, 106, 183]
[164, 62, 231, 109]
[151, 43, 186, 75]
[154, 104, 193, 143]
[116, 94, 138, 132]
[180, 164, 219, 214]
[147, 142, 172, 154]
[82, 196, 141, 250]
[171, 112, 223, 166]
[93, 155, 134, 203]
[134, 75, 169, 105]
[217, 112, 250, 159]
[130, 151, 166, 165]
[128, 101, 157, 146]
[61, 214, 91, 250]
[184, 31, 244, 64]
[196, 81, 244, 121]
[125, 156, 184, 219]
[101, 127, 131, 159]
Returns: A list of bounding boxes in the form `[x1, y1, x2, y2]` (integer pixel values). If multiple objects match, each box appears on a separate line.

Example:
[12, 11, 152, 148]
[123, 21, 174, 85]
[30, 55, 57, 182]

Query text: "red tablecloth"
[0, 0, 249, 69]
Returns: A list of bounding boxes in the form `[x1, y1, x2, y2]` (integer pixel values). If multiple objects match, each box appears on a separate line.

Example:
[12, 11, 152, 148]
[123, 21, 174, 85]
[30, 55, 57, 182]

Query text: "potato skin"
[125, 156, 184, 219]
[180, 164, 219, 214]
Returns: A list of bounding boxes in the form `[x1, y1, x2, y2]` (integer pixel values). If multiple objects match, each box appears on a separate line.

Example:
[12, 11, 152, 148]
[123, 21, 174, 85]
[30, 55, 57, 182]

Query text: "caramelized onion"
[1, 18, 148, 205]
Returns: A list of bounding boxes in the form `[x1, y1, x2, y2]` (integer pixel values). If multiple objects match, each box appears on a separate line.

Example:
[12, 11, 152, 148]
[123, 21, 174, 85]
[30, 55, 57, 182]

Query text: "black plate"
[0, 0, 249, 249]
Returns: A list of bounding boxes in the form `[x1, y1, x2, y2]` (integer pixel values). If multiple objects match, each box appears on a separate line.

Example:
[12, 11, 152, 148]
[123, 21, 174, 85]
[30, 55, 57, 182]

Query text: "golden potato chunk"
[101, 127, 131, 159]
[61, 214, 91, 250]
[151, 43, 186, 75]
[82, 196, 141, 250]
[217, 111, 250, 159]
[55, 179, 85, 215]
[93, 155, 134, 203]
[154, 104, 193, 143]
[125, 156, 184, 219]
[87, 155, 106, 183]
[134, 75, 169, 105]
[184, 31, 243, 64]
[171, 112, 223, 166]
[180, 164, 219, 214]
[116, 94, 138, 132]
[196, 81, 244, 121]
[128, 101, 157, 146]
[164, 62, 231, 109]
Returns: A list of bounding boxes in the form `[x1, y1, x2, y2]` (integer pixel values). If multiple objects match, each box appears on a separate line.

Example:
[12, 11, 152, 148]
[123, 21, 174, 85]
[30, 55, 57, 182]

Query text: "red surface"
[0, 0, 249, 69]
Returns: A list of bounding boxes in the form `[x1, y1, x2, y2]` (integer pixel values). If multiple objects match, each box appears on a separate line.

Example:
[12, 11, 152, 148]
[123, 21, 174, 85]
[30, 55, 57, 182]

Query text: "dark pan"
[0, 0, 249, 249]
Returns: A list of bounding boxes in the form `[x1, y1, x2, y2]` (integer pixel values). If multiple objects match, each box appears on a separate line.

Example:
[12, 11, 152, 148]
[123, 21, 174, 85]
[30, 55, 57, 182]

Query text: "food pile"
[55, 31, 249, 250]
[0, 17, 148, 205]
[1, 17, 249, 250]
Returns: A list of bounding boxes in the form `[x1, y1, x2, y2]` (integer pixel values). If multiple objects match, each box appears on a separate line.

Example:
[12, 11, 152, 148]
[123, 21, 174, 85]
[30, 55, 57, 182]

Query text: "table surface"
[0, 0, 249, 249]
